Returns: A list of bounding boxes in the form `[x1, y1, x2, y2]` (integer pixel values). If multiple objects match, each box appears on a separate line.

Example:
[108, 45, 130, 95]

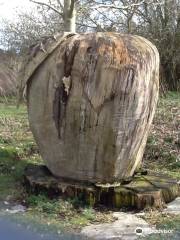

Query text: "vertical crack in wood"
[53, 86, 62, 138]
[53, 40, 80, 138]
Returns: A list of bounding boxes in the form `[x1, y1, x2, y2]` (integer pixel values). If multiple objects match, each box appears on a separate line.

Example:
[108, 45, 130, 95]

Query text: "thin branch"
[76, 22, 97, 29]
[90, 0, 161, 10]
[29, 0, 63, 17]
[95, 8, 116, 24]
[56, 0, 64, 10]
[91, 0, 146, 10]
[136, 8, 152, 25]
[83, 11, 104, 30]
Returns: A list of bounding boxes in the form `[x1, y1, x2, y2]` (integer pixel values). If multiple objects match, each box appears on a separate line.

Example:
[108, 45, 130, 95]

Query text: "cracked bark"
[27, 33, 159, 183]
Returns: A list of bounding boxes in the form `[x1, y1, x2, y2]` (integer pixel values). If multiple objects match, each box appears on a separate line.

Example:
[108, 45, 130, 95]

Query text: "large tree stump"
[24, 164, 180, 210]
[23, 32, 159, 183]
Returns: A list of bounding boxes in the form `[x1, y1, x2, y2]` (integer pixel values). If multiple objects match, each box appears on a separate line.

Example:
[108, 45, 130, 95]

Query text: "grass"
[0, 99, 41, 202]
[0, 92, 179, 235]
[0, 98, 114, 230]
[141, 91, 180, 239]
[139, 210, 180, 239]
[144, 91, 180, 179]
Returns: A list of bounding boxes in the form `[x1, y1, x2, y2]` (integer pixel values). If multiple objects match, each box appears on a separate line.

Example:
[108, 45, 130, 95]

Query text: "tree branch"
[91, 0, 146, 10]
[90, 0, 161, 10]
[56, 0, 64, 10]
[29, 0, 63, 17]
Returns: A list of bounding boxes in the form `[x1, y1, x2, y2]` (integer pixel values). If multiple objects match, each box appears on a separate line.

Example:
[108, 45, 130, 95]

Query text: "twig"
[29, 0, 63, 17]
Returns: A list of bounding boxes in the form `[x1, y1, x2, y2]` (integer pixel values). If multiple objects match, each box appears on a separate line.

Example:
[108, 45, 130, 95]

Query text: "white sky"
[0, 0, 34, 21]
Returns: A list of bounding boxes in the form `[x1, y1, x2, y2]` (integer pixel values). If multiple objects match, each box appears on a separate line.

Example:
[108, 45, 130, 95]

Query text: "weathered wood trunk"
[26, 33, 159, 183]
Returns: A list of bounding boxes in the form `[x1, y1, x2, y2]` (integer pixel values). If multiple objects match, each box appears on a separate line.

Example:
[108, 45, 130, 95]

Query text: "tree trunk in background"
[0, 50, 17, 97]
[25, 33, 159, 184]
[64, 0, 76, 32]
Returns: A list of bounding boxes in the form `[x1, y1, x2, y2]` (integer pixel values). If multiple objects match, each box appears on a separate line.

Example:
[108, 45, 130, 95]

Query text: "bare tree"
[29, 0, 161, 32]
[30, 0, 77, 32]
[0, 7, 63, 52]
[1, 0, 179, 91]
[135, 0, 180, 91]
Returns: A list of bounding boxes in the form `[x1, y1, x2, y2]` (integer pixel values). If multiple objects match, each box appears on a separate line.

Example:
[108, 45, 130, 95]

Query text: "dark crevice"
[53, 40, 80, 138]
[53, 86, 62, 138]
[53, 81, 71, 139]
[64, 40, 80, 77]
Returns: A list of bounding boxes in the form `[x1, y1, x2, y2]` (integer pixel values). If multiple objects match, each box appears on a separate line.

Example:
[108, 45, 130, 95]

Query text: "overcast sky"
[0, 0, 34, 21]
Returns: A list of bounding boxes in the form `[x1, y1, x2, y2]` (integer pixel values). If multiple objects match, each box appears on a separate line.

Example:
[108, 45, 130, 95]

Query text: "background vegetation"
[0, 0, 180, 92]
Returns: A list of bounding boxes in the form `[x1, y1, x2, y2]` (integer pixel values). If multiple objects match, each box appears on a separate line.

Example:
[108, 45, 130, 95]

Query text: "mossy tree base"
[24, 164, 180, 210]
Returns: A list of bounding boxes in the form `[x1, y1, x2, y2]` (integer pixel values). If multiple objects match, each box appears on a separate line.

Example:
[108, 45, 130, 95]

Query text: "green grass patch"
[142, 214, 180, 240]
[25, 193, 99, 228]
[144, 91, 180, 179]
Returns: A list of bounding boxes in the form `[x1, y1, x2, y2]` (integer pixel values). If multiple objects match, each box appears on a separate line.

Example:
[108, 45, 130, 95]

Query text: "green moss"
[88, 192, 96, 206]
[114, 187, 135, 208]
